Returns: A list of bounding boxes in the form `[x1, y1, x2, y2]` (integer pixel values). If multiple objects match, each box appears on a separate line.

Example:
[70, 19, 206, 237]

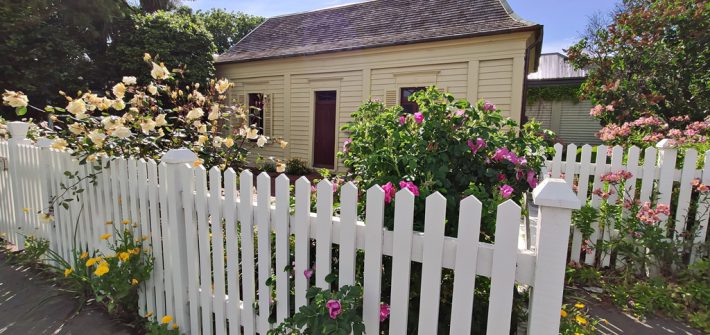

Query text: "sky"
[187, 0, 619, 54]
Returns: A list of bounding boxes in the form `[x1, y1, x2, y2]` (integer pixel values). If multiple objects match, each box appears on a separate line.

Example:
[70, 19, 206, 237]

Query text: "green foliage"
[144, 315, 182, 334]
[269, 274, 366, 335]
[285, 158, 313, 176]
[195, 8, 264, 54]
[340, 87, 552, 236]
[559, 302, 601, 335]
[565, 264, 602, 287]
[106, 10, 216, 86]
[8, 235, 49, 265]
[526, 85, 582, 104]
[572, 204, 599, 240]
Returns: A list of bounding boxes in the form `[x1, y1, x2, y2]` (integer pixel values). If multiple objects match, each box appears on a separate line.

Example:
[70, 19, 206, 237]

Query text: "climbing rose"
[483, 100, 496, 111]
[326, 299, 342, 319]
[398, 181, 420, 196]
[414, 112, 424, 124]
[399, 115, 406, 125]
[380, 303, 391, 322]
[382, 182, 396, 203]
[499, 184, 514, 199]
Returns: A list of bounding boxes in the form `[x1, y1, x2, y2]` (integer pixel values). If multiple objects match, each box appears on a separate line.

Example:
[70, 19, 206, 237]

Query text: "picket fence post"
[161, 148, 197, 331]
[35, 137, 55, 252]
[528, 178, 580, 335]
[7, 121, 31, 249]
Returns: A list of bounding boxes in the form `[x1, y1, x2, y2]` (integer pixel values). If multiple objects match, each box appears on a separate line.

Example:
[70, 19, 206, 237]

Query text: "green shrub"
[285, 158, 312, 176]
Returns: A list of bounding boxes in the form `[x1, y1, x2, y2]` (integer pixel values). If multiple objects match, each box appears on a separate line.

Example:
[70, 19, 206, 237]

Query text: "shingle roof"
[216, 0, 541, 64]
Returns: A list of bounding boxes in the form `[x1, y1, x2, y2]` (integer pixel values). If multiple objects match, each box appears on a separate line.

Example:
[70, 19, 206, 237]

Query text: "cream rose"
[186, 107, 204, 120]
[88, 129, 107, 147]
[154, 114, 167, 127]
[150, 62, 170, 80]
[51, 138, 68, 150]
[112, 125, 132, 139]
[66, 99, 87, 115]
[208, 104, 221, 121]
[223, 137, 235, 148]
[140, 118, 156, 134]
[122, 76, 137, 85]
[112, 83, 126, 99]
[215, 79, 230, 94]
[256, 135, 267, 147]
[2, 90, 28, 108]
[147, 83, 158, 95]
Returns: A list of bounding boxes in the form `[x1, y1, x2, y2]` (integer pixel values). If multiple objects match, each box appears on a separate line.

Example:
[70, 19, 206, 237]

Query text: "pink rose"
[342, 138, 352, 153]
[326, 299, 342, 319]
[526, 170, 537, 189]
[467, 137, 486, 154]
[414, 112, 424, 124]
[380, 303, 391, 322]
[454, 109, 465, 117]
[382, 182, 396, 204]
[499, 184, 514, 199]
[398, 181, 420, 196]
[304, 268, 314, 280]
[399, 115, 407, 125]
[483, 100, 496, 111]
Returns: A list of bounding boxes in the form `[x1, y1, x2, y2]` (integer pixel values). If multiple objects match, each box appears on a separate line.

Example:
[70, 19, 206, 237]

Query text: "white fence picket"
[223, 169, 242, 335]
[211, 167, 228, 335]
[388, 189, 415, 335]
[449, 196, 482, 334]
[362, 186, 385, 334]
[239, 170, 256, 335]
[692, 151, 710, 262]
[255, 172, 271, 333]
[315, 180, 333, 289]
[195, 166, 214, 335]
[183, 164, 200, 335]
[417, 193, 447, 334]
[338, 182, 358, 287]
[294, 177, 311, 310]
[274, 174, 290, 325]
[675, 149, 697, 238]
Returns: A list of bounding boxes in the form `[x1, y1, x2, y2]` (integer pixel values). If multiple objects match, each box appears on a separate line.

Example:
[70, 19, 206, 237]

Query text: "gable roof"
[216, 0, 542, 64]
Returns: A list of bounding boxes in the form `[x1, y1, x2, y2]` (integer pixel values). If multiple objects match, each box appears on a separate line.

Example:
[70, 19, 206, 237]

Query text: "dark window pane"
[248, 93, 264, 134]
[400, 87, 425, 114]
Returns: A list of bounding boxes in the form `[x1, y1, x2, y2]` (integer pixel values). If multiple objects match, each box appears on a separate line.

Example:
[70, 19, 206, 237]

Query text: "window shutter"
[384, 89, 397, 107]
[263, 93, 273, 137]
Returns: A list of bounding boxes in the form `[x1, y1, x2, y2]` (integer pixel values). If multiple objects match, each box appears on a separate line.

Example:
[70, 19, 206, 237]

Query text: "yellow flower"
[22, 207, 30, 213]
[64, 268, 73, 277]
[80, 251, 89, 260]
[66, 99, 87, 115]
[574, 303, 585, 309]
[105, 220, 113, 225]
[51, 138, 68, 151]
[143, 53, 152, 62]
[223, 137, 234, 148]
[112, 82, 126, 99]
[145, 311, 154, 318]
[129, 247, 141, 255]
[38, 212, 54, 223]
[111, 99, 126, 111]
[193, 159, 203, 167]
[86, 257, 101, 267]
[575, 315, 588, 326]
[560, 309, 568, 318]
[172, 324, 178, 330]
[94, 262, 110, 276]
[118, 252, 130, 262]
[131, 278, 139, 286]
[161, 315, 173, 324]
[121, 219, 130, 225]
[215, 79, 230, 94]
[100, 233, 112, 240]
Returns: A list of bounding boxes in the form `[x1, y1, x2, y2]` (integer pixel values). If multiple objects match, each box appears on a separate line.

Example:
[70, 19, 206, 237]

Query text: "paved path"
[0, 252, 135, 335]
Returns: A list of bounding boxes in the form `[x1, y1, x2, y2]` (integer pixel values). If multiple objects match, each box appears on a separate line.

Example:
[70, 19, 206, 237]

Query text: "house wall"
[216, 32, 535, 171]
[525, 99, 601, 145]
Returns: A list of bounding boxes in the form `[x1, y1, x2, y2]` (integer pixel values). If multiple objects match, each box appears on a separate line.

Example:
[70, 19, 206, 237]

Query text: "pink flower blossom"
[414, 112, 424, 124]
[526, 170, 537, 189]
[342, 138, 352, 153]
[382, 182, 396, 204]
[304, 268, 314, 279]
[399, 181, 420, 196]
[590, 104, 605, 117]
[605, 104, 615, 112]
[499, 184, 514, 199]
[380, 303, 391, 322]
[399, 115, 406, 125]
[454, 109, 465, 117]
[491, 147, 525, 166]
[467, 138, 486, 154]
[601, 170, 633, 184]
[483, 100, 496, 111]
[326, 299, 342, 319]
[498, 174, 506, 181]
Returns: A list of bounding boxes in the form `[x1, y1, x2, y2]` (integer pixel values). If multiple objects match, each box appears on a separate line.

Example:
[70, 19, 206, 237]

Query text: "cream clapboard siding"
[216, 32, 534, 170]
[526, 100, 553, 130]
[558, 100, 601, 145]
[478, 59, 514, 118]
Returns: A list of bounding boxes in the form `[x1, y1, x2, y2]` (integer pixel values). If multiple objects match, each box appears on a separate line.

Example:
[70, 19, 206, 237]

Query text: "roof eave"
[215, 25, 543, 65]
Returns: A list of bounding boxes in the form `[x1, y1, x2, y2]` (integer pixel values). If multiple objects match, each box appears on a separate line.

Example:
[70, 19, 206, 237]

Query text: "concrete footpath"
[0, 252, 135, 335]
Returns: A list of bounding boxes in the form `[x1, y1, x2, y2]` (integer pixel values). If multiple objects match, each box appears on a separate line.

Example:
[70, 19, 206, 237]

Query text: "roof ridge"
[497, 0, 539, 26]
[266, 0, 376, 19]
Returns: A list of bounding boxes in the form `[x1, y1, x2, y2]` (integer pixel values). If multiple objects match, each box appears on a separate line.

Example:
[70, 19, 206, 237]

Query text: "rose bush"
[339, 87, 552, 237]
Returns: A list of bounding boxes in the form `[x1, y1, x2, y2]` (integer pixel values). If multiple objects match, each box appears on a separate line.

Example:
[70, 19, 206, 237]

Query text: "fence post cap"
[7, 121, 30, 139]
[162, 148, 198, 164]
[532, 178, 580, 210]
[36, 137, 53, 148]
[656, 139, 675, 149]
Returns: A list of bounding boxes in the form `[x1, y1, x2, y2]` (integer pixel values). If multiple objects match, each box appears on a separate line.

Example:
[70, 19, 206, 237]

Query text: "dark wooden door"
[313, 91, 337, 169]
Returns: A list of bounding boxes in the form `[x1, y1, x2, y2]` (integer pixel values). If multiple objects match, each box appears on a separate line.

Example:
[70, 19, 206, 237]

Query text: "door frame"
[309, 88, 340, 171]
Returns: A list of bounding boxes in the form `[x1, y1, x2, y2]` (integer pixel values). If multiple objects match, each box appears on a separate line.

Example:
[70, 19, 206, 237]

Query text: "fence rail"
[543, 141, 710, 266]
[1, 122, 581, 335]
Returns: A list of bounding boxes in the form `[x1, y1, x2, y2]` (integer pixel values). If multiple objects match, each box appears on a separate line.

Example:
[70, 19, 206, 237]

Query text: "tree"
[196, 8, 264, 54]
[106, 10, 216, 86]
[568, 0, 709, 128]
[0, 0, 131, 118]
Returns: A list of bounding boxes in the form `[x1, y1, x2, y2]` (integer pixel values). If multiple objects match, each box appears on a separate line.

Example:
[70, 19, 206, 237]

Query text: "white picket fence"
[543, 141, 710, 266]
[0, 122, 582, 334]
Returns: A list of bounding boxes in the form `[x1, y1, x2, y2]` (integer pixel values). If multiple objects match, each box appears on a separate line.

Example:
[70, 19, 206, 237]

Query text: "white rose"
[140, 119, 156, 134]
[212, 136, 223, 148]
[101, 116, 121, 130]
[246, 127, 259, 139]
[147, 83, 158, 95]
[215, 79, 230, 94]
[276, 162, 286, 173]
[68, 123, 84, 135]
[186, 107, 204, 120]
[256, 135, 267, 147]
[2, 90, 28, 108]
[154, 114, 167, 127]
[51, 138, 68, 150]
[208, 104, 221, 121]
[112, 125, 132, 139]
[112, 83, 126, 99]
[192, 91, 205, 106]
[150, 62, 170, 80]
[88, 129, 106, 147]
[122, 76, 137, 85]
[66, 99, 86, 115]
